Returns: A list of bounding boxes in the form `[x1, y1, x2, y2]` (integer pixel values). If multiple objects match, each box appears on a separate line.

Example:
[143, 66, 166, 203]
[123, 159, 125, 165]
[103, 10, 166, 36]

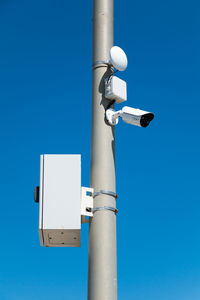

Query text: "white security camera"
[106, 106, 154, 127]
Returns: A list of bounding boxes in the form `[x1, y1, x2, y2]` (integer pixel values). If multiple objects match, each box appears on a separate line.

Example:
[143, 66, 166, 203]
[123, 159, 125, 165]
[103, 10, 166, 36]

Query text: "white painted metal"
[106, 108, 121, 125]
[122, 106, 153, 117]
[109, 46, 128, 71]
[105, 76, 127, 103]
[81, 187, 94, 217]
[39, 154, 81, 247]
[38, 155, 44, 245]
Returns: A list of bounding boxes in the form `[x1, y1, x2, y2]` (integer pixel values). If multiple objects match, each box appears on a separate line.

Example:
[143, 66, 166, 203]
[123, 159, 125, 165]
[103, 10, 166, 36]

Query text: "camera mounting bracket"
[81, 187, 94, 223]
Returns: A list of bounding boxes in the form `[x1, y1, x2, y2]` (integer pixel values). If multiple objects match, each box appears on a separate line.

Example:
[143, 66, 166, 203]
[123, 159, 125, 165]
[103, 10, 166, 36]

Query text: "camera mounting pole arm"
[106, 108, 122, 125]
[88, 0, 117, 299]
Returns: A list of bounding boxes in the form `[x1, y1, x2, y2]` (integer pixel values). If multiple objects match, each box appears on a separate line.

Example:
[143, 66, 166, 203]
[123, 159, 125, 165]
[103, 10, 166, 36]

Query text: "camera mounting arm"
[106, 108, 122, 125]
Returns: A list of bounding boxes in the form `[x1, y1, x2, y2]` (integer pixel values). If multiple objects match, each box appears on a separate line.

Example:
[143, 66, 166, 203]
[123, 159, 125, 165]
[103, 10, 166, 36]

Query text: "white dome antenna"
[109, 46, 128, 71]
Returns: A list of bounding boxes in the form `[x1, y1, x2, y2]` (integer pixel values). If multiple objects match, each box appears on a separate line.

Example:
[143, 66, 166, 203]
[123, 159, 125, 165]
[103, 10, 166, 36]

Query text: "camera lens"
[140, 113, 154, 127]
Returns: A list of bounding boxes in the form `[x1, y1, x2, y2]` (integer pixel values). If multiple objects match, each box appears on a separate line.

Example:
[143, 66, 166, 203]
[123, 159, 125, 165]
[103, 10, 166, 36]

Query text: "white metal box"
[105, 76, 127, 103]
[39, 155, 81, 247]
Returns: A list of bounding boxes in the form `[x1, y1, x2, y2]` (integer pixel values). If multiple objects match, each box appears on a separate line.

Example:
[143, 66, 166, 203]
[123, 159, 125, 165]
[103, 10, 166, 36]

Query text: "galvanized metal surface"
[88, 0, 117, 299]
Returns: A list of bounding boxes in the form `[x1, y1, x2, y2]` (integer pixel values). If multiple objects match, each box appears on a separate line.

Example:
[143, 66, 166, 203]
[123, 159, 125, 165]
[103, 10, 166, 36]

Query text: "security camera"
[106, 106, 154, 127]
[121, 106, 154, 127]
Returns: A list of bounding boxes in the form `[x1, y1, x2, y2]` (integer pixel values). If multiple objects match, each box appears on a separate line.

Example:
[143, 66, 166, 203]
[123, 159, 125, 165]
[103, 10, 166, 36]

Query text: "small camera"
[121, 106, 154, 128]
[106, 106, 154, 128]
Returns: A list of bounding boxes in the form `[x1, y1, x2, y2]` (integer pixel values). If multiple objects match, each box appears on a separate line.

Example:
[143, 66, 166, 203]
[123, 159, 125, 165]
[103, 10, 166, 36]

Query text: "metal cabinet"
[39, 155, 81, 247]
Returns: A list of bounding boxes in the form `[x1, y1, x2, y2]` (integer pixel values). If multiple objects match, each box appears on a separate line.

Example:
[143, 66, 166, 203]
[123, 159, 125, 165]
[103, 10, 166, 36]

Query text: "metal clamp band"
[92, 60, 110, 67]
[93, 190, 118, 199]
[92, 60, 113, 70]
[93, 206, 118, 214]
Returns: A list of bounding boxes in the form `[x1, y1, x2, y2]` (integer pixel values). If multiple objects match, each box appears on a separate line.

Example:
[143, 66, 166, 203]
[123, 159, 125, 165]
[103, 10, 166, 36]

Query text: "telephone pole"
[88, 0, 117, 299]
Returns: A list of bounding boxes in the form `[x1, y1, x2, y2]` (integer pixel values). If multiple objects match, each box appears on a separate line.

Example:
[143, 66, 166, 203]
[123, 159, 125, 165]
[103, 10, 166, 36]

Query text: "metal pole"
[88, 0, 117, 299]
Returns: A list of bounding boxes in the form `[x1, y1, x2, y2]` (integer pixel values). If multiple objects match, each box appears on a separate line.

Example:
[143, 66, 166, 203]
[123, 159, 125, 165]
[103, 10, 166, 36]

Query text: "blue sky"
[0, 0, 199, 299]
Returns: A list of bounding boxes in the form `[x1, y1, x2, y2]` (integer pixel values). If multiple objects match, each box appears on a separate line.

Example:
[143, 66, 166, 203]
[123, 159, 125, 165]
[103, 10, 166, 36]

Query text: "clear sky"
[0, 0, 199, 299]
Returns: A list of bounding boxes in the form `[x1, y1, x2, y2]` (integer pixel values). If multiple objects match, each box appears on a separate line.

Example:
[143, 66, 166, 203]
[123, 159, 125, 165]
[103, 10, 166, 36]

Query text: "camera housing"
[106, 106, 154, 128]
[121, 106, 154, 127]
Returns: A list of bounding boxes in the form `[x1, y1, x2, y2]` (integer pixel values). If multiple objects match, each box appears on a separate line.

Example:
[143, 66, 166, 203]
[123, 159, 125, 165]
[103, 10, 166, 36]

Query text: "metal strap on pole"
[93, 206, 118, 214]
[92, 61, 114, 71]
[93, 190, 118, 199]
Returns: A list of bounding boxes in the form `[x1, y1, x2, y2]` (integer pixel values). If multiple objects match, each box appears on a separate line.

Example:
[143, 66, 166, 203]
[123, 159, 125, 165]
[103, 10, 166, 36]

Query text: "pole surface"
[88, 0, 117, 299]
